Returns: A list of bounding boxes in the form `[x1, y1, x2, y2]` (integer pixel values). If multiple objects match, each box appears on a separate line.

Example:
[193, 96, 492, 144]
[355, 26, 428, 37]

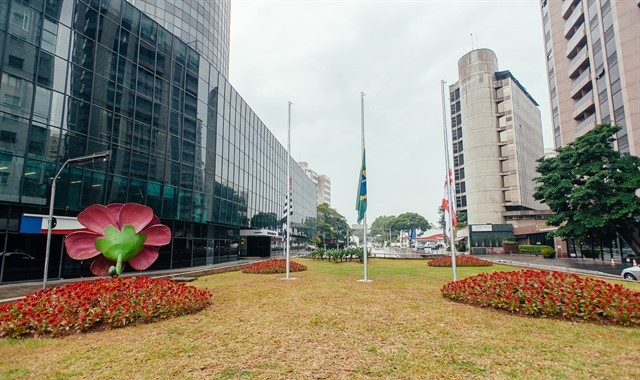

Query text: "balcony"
[576, 113, 596, 134]
[566, 24, 587, 58]
[564, 4, 584, 39]
[568, 45, 589, 78]
[570, 69, 592, 98]
[572, 89, 594, 118]
[562, 0, 579, 19]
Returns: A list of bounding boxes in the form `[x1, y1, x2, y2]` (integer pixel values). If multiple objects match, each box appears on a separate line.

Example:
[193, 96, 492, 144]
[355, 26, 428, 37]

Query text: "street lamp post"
[43, 150, 111, 289]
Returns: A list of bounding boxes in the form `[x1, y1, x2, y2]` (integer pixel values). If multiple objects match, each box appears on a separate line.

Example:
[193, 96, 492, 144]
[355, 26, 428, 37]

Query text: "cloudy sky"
[229, 0, 552, 226]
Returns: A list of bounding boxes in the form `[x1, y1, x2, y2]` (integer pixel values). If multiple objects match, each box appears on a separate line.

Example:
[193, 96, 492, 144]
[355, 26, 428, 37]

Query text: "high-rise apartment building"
[540, 0, 639, 154]
[0, 0, 316, 283]
[317, 174, 331, 206]
[448, 49, 548, 227]
[298, 161, 331, 207]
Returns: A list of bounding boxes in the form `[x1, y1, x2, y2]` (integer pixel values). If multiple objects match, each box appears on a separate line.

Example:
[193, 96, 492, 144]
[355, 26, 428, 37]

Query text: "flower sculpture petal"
[65, 203, 171, 277]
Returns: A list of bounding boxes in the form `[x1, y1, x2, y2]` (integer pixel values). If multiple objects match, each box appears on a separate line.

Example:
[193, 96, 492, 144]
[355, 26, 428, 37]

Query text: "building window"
[3, 95, 22, 108]
[8, 55, 24, 69]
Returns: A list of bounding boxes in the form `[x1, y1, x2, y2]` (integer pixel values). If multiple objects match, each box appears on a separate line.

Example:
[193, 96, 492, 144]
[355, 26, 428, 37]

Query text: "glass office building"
[0, 0, 317, 283]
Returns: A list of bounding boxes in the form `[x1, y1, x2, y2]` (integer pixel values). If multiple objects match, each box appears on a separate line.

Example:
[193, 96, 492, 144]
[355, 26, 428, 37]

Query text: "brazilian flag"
[356, 150, 367, 224]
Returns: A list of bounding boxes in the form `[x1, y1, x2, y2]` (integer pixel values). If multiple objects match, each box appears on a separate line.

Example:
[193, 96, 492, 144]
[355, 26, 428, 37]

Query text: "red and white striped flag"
[441, 169, 457, 234]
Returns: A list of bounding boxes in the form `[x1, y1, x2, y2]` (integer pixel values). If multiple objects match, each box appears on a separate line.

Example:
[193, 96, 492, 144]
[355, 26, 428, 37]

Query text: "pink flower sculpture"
[65, 203, 171, 277]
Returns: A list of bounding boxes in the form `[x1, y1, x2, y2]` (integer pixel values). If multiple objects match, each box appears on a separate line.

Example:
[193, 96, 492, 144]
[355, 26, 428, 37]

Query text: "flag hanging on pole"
[441, 169, 457, 236]
[282, 176, 293, 241]
[355, 149, 367, 224]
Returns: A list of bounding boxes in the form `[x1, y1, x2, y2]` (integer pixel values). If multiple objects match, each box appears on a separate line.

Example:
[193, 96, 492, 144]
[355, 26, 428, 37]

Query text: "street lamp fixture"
[43, 150, 111, 289]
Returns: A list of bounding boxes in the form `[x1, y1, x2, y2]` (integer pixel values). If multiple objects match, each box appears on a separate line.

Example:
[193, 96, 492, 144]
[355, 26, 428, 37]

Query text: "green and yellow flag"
[356, 149, 367, 224]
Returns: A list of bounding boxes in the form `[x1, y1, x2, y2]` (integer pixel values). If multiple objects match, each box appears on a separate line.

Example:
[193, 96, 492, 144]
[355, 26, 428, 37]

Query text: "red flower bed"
[0, 277, 211, 338]
[428, 255, 493, 267]
[241, 259, 307, 274]
[442, 270, 640, 327]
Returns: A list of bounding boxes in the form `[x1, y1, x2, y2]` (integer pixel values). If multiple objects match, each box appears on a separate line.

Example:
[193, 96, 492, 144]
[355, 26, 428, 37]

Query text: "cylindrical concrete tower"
[130, 0, 231, 77]
[457, 49, 504, 225]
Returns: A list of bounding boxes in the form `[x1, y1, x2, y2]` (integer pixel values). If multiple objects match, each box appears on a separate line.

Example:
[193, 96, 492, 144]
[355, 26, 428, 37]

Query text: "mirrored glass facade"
[0, 0, 316, 283]
[130, 0, 230, 78]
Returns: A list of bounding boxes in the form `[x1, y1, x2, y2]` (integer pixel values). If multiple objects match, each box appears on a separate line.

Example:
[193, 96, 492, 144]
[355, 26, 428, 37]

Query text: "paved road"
[478, 253, 633, 279]
[0, 258, 262, 304]
[2, 254, 635, 304]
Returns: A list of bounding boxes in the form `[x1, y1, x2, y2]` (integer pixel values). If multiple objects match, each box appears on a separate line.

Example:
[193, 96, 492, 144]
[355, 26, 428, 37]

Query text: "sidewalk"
[479, 253, 632, 279]
[0, 257, 262, 304]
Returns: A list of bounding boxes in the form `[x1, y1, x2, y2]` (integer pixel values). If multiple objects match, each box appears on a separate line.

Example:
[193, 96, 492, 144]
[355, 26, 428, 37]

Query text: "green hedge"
[519, 244, 556, 258]
[310, 248, 364, 262]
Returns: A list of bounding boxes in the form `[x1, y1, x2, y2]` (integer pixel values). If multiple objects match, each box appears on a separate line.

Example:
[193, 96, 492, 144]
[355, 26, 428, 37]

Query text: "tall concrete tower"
[449, 49, 547, 226]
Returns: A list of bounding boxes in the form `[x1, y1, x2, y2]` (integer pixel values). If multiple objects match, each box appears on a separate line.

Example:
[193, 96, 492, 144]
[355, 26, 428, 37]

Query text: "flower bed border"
[241, 259, 307, 274]
[0, 277, 212, 338]
[441, 269, 640, 327]
[428, 255, 493, 267]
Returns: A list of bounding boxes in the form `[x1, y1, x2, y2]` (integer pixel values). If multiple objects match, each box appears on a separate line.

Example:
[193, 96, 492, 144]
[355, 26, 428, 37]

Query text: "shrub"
[0, 277, 212, 339]
[310, 249, 325, 260]
[541, 246, 556, 258]
[441, 270, 640, 327]
[241, 259, 307, 274]
[455, 243, 468, 252]
[310, 248, 363, 262]
[519, 244, 555, 257]
[427, 256, 493, 267]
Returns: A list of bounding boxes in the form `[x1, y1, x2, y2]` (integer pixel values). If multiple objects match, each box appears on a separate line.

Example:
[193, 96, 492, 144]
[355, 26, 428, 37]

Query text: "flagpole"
[440, 80, 457, 281]
[360, 91, 370, 282]
[285, 101, 292, 280]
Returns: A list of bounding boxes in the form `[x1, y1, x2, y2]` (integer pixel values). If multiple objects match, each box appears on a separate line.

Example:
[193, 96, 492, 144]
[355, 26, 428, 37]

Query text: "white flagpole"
[360, 91, 370, 282]
[285, 101, 292, 280]
[440, 80, 457, 281]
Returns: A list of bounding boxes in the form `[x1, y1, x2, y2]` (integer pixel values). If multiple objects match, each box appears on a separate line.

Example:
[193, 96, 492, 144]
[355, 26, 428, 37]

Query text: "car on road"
[621, 264, 640, 281]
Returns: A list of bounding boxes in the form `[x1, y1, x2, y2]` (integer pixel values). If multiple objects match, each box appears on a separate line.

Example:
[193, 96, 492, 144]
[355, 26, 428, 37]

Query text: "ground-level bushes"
[442, 269, 640, 327]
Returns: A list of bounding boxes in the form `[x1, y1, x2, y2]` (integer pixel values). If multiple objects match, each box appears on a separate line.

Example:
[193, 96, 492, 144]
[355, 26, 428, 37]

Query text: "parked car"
[621, 264, 640, 281]
[0, 250, 40, 282]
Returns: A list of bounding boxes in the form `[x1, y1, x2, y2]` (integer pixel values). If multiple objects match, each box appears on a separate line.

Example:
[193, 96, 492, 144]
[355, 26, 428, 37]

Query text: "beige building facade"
[298, 161, 331, 207]
[449, 49, 549, 227]
[540, 0, 639, 154]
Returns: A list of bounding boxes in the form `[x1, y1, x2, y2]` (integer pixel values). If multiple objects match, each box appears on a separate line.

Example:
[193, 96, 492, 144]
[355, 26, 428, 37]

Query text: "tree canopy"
[533, 124, 640, 242]
[392, 212, 431, 232]
[370, 215, 396, 235]
[316, 203, 350, 242]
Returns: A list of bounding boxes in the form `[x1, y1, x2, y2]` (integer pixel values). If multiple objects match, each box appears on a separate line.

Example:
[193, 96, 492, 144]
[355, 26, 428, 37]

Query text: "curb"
[489, 258, 621, 280]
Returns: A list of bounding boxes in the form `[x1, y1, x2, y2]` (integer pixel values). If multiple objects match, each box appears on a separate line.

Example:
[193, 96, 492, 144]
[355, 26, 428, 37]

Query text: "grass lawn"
[1, 259, 639, 379]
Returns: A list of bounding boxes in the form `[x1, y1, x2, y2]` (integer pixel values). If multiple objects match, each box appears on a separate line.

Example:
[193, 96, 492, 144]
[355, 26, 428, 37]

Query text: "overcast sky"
[229, 0, 552, 227]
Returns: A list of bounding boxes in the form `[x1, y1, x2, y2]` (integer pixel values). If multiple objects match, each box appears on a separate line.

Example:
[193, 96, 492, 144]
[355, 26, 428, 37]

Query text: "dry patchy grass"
[1, 259, 639, 379]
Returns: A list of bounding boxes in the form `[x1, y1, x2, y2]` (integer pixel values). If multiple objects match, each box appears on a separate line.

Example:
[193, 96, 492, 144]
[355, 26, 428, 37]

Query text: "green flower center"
[96, 225, 146, 277]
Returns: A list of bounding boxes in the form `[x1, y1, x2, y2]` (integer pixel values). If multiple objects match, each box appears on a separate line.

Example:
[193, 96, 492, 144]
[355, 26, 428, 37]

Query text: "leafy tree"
[391, 212, 431, 232]
[456, 211, 468, 229]
[316, 203, 350, 244]
[250, 212, 278, 230]
[371, 215, 397, 242]
[437, 207, 446, 231]
[391, 212, 431, 247]
[533, 124, 640, 243]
